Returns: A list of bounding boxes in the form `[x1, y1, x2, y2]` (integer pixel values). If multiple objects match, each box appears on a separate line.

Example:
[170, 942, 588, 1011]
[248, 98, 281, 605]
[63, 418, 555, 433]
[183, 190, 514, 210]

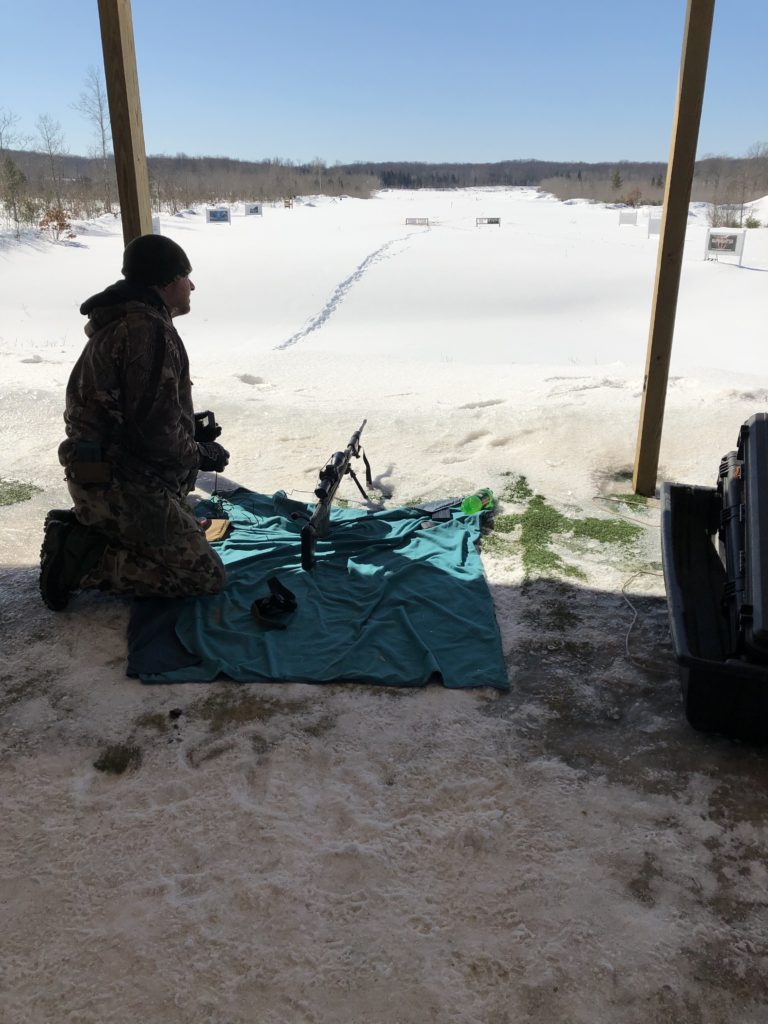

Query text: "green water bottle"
[461, 487, 494, 514]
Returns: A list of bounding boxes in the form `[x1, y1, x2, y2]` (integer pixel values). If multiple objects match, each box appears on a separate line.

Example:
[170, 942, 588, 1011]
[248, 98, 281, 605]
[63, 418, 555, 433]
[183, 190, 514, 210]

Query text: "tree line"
[337, 152, 768, 224]
[0, 80, 381, 238]
[4, 146, 767, 235]
[335, 158, 674, 190]
[2, 72, 767, 238]
[0, 143, 380, 239]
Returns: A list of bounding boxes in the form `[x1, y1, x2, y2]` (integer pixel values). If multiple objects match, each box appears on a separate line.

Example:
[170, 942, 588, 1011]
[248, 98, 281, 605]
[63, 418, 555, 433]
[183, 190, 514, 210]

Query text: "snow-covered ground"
[2, 188, 768, 1023]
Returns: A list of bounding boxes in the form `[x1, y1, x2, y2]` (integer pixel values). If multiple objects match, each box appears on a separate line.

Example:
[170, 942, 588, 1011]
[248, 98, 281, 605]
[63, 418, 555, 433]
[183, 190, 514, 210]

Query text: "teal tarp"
[135, 490, 508, 689]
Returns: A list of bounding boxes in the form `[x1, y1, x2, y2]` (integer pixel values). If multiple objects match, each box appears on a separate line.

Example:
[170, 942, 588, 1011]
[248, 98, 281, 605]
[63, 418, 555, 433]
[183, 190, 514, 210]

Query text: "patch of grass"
[478, 531, 514, 556]
[188, 689, 336, 740]
[135, 712, 168, 733]
[189, 688, 307, 733]
[487, 482, 642, 579]
[0, 479, 42, 506]
[559, 639, 597, 661]
[499, 473, 533, 504]
[612, 492, 650, 511]
[93, 743, 142, 774]
[518, 495, 588, 579]
[522, 597, 582, 632]
[570, 515, 640, 546]
[491, 514, 519, 534]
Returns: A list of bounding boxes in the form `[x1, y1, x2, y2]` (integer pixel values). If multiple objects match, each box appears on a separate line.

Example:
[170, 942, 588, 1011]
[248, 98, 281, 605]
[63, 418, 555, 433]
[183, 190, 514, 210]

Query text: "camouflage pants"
[67, 477, 226, 597]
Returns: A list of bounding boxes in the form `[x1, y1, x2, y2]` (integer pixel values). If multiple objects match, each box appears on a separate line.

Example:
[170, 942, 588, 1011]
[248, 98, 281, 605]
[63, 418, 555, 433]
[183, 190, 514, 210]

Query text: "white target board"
[206, 207, 231, 224]
[705, 228, 746, 266]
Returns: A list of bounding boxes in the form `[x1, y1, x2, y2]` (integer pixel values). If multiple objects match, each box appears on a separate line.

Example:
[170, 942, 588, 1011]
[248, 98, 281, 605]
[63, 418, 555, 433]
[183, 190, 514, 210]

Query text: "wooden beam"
[633, 0, 716, 496]
[97, 0, 152, 245]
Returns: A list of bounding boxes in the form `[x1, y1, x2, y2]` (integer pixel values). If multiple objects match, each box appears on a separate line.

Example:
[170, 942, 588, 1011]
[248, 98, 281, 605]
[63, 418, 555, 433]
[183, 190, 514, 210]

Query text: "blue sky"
[1, 0, 765, 165]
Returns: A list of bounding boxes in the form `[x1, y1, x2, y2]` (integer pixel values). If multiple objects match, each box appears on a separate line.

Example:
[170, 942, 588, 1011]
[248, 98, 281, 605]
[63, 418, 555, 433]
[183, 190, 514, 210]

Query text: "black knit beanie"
[121, 234, 192, 286]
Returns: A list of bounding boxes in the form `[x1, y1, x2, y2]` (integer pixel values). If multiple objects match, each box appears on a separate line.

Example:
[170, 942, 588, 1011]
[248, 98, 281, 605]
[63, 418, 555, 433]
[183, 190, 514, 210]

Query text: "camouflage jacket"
[58, 280, 200, 495]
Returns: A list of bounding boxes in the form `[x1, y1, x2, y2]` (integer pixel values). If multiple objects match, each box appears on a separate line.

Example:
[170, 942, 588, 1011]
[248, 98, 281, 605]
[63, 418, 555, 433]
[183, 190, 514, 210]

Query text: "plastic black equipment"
[251, 576, 298, 629]
[661, 413, 768, 740]
[301, 420, 374, 571]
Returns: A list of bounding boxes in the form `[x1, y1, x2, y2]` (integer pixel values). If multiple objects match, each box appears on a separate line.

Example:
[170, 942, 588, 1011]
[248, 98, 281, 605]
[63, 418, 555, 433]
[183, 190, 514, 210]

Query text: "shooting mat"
[127, 489, 508, 689]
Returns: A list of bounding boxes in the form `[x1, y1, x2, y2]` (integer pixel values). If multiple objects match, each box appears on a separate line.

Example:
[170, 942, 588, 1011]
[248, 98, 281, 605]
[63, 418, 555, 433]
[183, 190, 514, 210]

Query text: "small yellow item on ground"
[204, 518, 231, 543]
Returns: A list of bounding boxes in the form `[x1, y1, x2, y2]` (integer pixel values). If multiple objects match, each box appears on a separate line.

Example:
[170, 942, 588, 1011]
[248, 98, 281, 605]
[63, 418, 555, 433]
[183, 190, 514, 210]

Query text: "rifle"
[301, 420, 373, 570]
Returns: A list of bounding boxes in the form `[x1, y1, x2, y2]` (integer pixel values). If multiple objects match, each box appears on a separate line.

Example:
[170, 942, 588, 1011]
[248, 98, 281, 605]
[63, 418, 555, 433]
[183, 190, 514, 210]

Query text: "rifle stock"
[301, 419, 371, 570]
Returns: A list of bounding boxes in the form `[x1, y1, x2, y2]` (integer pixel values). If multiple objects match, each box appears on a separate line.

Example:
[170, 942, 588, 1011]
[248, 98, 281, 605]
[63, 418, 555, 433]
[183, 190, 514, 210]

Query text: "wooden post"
[632, 0, 715, 496]
[97, 0, 152, 245]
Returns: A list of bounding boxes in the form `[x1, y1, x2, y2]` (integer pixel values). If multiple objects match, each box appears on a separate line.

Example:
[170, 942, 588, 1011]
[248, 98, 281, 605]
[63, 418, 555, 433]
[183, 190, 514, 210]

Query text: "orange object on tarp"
[204, 518, 231, 543]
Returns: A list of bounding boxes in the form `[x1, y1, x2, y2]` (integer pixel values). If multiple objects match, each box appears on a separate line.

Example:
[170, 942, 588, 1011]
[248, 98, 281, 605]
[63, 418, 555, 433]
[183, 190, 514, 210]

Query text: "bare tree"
[745, 141, 768, 199]
[312, 157, 325, 194]
[72, 66, 113, 213]
[0, 107, 23, 154]
[0, 109, 29, 237]
[36, 114, 68, 210]
[1, 156, 27, 238]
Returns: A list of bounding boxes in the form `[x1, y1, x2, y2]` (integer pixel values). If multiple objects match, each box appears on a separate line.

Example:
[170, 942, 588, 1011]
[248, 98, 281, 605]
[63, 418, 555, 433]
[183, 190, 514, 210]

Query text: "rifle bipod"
[346, 463, 371, 502]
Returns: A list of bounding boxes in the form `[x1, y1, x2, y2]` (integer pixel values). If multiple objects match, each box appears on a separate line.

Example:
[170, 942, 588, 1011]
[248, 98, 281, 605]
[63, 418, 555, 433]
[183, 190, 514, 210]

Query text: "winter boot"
[39, 520, 108, 611]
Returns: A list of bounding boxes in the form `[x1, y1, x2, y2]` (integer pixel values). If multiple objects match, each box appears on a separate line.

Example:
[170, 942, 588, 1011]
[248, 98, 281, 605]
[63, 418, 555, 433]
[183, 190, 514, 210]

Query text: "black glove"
[194, 410, 221, 443]
[197, 441, 230, 472]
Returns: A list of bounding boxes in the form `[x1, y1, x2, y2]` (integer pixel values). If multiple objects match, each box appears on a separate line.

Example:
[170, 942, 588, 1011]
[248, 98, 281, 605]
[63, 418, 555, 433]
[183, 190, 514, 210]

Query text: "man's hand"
[194, 410, 222, 443]
[198, 441, 230, 472]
